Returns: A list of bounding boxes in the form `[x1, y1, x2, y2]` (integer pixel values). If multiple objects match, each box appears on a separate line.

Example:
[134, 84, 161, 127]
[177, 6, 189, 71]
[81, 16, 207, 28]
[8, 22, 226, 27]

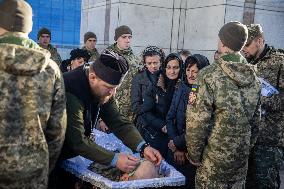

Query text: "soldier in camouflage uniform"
[243, 24, 284, 189]
[82, 31, 100, 62]
[38, 27, 62, 66]
[0, 1, 67, 188]
[106, 25, 141, 121]
[186, 21, 261, 188]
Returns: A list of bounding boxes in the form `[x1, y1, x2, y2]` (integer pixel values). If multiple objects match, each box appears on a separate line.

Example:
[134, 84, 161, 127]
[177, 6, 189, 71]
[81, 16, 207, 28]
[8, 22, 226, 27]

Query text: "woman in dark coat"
[141, 53, 183, 158]
[131, 46, 165, 132]
[166, 54, 209, 189]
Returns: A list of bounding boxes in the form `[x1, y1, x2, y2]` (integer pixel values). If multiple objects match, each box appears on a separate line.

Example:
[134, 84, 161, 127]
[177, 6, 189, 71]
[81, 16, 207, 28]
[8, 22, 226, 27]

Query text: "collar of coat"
[38, 43, 57, 51]
[82, 46, 99, 55]
[251, 45, 284, 65]
[64, 66, 100, 106]
[157, 73, 181, 92]
[0, 32, 40, 50]
[107, 43, 134, 56]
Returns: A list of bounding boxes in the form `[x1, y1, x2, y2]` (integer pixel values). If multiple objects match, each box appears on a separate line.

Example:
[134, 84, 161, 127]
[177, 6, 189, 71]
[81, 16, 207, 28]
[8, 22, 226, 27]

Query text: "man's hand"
[174, 150, 186, 165]
[168, 140, 177, 152]
[98, 119, 109, 133]
[189, 91, 197, 105]
[161, 126, 167, 133]
[116, 153, 139, 173]
[185, 153, 201, 166]
[143, 146, 162, 166]
[188, 159, 201, 167]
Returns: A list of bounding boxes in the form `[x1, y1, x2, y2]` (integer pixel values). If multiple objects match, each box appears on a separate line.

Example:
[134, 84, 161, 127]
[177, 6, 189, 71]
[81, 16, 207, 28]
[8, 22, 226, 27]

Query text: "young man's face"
[120, 160, 159, 181]
[145, 55, 161, 74]
[116, 34, 132, 50]
[89, 73, 118, 104]
[85, 37, 97, 50]
[39, 34, 51, 47]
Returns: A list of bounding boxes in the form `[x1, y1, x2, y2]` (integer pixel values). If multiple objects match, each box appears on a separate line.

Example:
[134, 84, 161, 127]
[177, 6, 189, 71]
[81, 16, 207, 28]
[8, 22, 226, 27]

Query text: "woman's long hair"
[159, 53, 183, 113]
[160, 52, 183, 88]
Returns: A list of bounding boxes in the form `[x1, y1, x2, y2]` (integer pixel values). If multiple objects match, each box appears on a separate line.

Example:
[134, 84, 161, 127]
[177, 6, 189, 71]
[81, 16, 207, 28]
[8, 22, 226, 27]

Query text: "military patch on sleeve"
[188, 85, 199, 106]
[191, 85, 199, 93]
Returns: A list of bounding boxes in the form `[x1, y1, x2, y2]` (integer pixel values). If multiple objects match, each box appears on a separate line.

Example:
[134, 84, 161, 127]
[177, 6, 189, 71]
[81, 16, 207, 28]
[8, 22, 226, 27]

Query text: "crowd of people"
[0, 0, 283, 189]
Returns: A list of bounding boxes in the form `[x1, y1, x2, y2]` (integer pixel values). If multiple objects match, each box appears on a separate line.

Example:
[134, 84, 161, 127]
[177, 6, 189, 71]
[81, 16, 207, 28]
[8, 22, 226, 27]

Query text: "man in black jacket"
[53, 50, 162, 188]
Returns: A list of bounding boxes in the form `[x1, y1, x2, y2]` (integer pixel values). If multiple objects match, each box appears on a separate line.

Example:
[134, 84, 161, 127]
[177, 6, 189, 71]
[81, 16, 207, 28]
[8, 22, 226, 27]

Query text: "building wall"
[184, 0, 227, 60]
[254, 0, 284, 49]
[81, 0, 186, 56]
[27, 0, 82, 60]
[81, 0, 284, 62]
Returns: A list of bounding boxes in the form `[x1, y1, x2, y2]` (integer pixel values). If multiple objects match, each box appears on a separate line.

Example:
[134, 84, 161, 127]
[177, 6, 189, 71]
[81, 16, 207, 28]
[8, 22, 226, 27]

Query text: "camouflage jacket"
[39, 43, 62, 66]
[186, 53, 261, 182]
[82, 46, 100, 62]
[250, 45, 284, 147]
[0, 33, 67, 188]
[106, 43, 141, 120]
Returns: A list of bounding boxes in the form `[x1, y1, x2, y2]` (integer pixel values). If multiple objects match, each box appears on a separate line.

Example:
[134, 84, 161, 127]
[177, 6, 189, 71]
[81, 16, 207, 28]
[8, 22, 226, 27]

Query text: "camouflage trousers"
[195, 173, 245, 189]
[195, 157, 246, 189]
[246, 145, 284, 189]
[0, 169, 48, 189]
[114, 98, 134, 122]
[88, 162, 122, 181]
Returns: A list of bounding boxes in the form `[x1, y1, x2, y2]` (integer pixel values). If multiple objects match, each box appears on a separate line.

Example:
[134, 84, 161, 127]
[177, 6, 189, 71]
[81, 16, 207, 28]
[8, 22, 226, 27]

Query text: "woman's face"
[145, 55, 161, 74]
[70, 57, 85, 70]
[186, 64, 199, 84]
[165, 59, 180, 80]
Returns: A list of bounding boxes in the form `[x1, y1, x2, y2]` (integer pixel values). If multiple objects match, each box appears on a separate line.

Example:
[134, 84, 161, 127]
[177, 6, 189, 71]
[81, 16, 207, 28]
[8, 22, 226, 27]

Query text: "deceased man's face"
[120, 160, 160, 181]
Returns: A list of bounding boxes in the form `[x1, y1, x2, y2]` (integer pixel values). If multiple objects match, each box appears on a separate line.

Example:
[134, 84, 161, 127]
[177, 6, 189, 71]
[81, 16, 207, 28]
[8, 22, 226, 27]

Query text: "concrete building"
[81, 0, 284, 62]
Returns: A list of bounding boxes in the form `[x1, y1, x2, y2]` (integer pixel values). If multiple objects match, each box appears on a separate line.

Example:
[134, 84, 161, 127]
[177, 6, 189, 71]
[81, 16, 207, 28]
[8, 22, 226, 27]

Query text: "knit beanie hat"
[246, 24, 263, 45]
[37, 27, 51, 39]
[92, 50, 129, 85]
[114, 25, 132, 41]
[218, 21, 248, 51]
[0, 0, 33, 33]
[84, 31, 97, 43]
[142, 45, 165, 64]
